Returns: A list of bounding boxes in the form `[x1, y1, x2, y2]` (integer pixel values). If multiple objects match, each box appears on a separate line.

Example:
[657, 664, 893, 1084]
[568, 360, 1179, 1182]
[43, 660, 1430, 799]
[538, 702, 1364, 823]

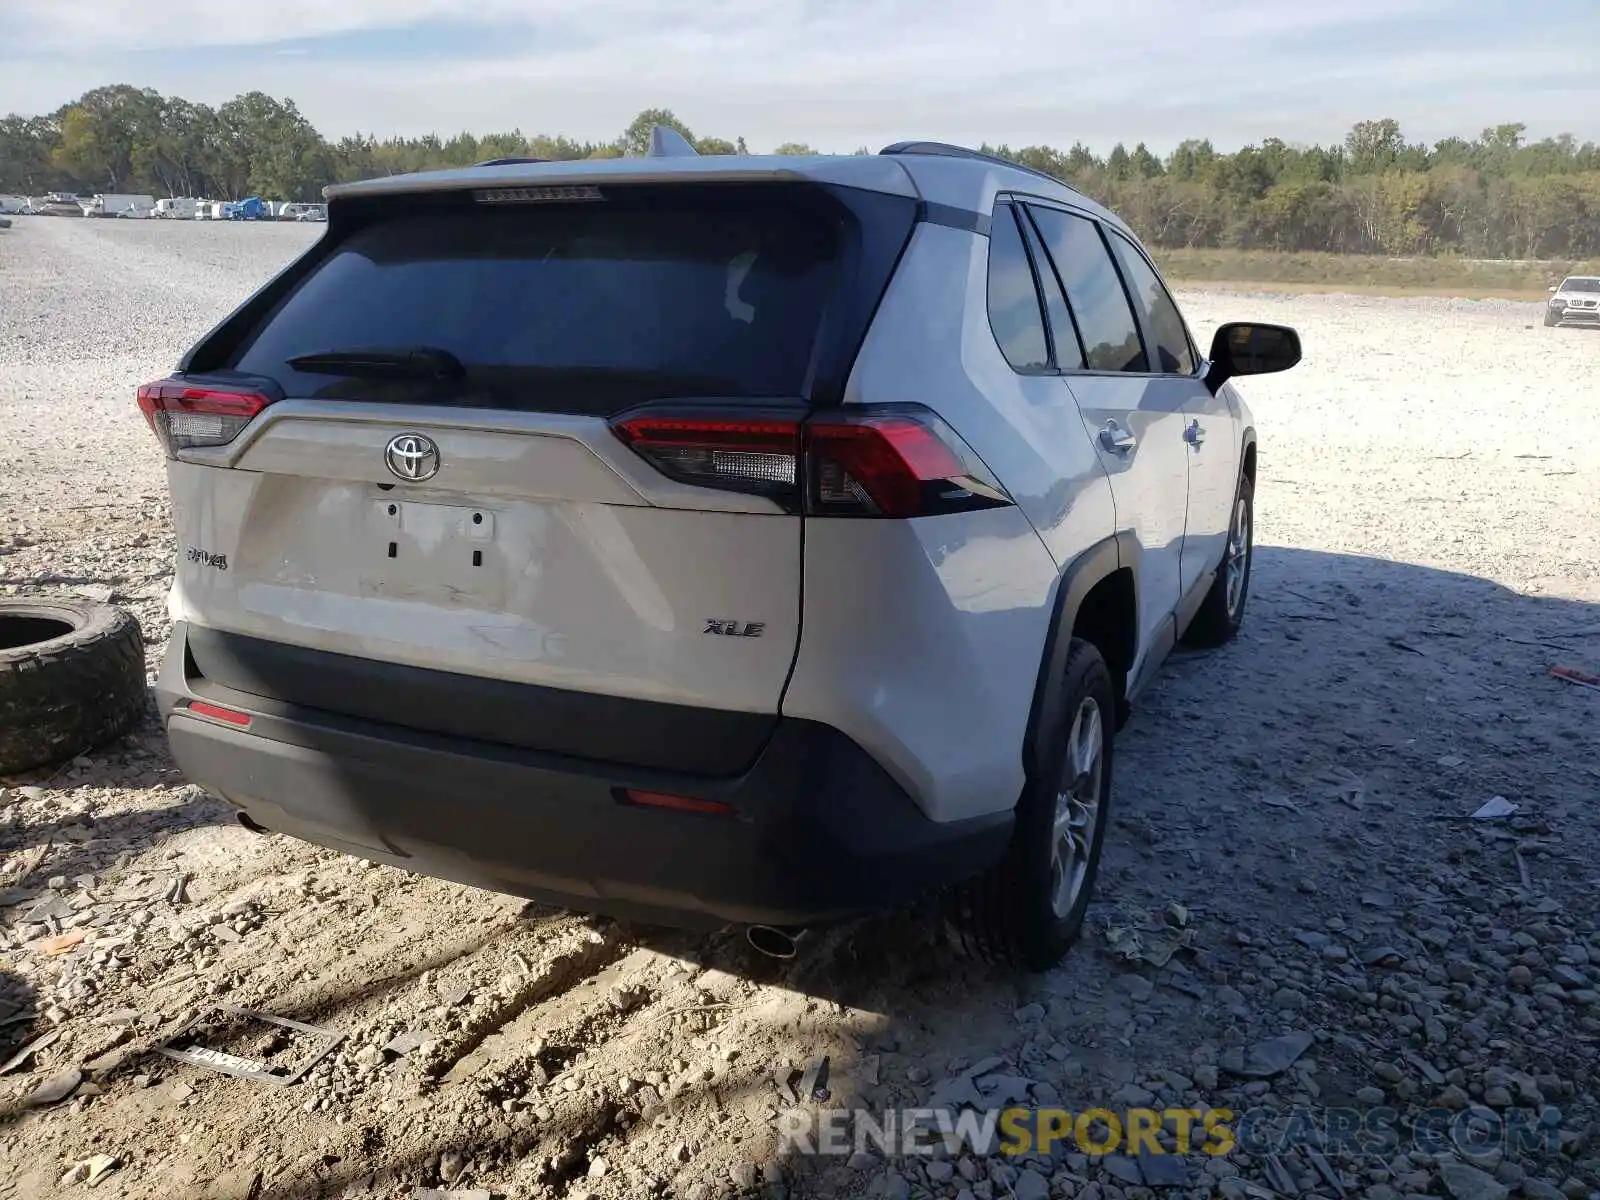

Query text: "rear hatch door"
[167, 180, 911, 773]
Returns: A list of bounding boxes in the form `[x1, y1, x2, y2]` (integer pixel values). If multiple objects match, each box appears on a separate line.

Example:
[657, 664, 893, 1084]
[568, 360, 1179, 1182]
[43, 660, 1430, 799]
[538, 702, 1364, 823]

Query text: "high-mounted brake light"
[473, 185, 604, 204]
[136, 381, 271, 458]
[610, 405, 1011, 518]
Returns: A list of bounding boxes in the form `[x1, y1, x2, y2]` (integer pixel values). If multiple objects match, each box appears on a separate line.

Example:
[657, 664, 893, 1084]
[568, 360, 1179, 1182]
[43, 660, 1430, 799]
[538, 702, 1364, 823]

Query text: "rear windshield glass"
[232, 193, 842, 414]
[1561, 277, 1600, 292]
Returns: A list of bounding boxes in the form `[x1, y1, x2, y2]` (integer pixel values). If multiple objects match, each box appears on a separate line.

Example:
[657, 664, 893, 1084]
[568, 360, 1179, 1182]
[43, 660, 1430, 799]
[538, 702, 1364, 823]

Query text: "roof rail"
[879, 140, 1081, 195]
[471, 156, 550, 167]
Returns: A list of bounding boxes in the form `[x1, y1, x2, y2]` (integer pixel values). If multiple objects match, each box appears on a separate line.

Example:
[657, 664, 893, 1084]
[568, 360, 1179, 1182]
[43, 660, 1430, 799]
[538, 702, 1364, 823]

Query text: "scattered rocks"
[1138, 1152, 1191, 1187]
[1440, 1159, 1511, 1200]
[59, 1154, 119, 1188]
[1220, 1031, 1315, 1078]
[1104, 1156, 1143, 1186]
[27, 1067, 83, 1107]
[437, 1151, 466, 1184]
[1014, 1167, 1052, 1199]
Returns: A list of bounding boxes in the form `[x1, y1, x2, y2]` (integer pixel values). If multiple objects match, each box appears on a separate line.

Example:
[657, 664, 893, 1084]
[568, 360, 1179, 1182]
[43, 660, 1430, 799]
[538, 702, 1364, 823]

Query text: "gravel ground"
[2, 216, 1599, 1200]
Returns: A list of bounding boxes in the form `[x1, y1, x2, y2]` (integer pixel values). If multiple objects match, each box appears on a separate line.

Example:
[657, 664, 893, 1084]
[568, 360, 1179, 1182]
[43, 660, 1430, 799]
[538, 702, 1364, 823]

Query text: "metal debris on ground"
[1550, 664, 1600, 691]
[156, 1005, 344, 1086]
[1471, 796, 1518, 821]
[1105, 903, 1195, 967]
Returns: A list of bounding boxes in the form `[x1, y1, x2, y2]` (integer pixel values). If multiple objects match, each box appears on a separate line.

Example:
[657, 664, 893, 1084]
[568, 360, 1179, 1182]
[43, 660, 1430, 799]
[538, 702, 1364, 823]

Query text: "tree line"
[4, 85, 1599, 259]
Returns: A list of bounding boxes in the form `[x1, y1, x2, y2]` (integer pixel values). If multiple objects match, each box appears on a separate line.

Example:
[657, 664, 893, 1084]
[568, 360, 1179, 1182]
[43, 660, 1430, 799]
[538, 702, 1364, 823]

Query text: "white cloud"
[3, 0, 1595, 152]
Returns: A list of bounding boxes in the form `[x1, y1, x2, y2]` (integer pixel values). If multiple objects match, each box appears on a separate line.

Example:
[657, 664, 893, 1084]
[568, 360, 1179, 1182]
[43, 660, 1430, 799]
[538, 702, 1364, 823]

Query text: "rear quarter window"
[231, 193, 843, 415]
[985, 203, 1050, 372]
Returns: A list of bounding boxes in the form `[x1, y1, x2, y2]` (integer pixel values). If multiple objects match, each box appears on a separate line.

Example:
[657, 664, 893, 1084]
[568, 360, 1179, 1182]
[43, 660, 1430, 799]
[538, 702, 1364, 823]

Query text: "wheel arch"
[1024, 533, 1139, 779]
[1241, 427, 1257, 487]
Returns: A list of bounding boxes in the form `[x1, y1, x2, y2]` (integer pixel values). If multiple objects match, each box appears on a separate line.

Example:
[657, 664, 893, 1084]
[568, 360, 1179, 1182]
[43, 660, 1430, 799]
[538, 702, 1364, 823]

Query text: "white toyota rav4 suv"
[144, 138, 1300, 970]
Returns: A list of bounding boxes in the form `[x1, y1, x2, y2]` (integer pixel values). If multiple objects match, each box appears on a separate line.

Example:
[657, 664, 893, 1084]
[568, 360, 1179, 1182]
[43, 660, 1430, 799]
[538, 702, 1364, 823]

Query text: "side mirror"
[1205, 322, 1301, 394]
[1549, 286, 1559, 293]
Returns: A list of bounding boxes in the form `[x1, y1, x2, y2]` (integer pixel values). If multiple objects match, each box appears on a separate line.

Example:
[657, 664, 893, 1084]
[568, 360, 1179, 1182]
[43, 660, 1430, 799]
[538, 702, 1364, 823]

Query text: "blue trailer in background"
[225, 197, 269, 220]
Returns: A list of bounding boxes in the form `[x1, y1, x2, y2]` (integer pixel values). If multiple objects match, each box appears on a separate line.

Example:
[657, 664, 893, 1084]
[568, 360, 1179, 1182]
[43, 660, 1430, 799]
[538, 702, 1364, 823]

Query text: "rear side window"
[1018, 215, 1086, 371]
[1026, 207, 1147, 373]
[231, 193, 842, 414]
[1107, 232, 1197, 375]
[986, 204, 1050, 372]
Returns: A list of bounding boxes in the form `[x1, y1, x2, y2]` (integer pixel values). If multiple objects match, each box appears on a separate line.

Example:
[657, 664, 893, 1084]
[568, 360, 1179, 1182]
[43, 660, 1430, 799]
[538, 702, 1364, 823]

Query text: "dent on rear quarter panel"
[783, 508, 1059, 824]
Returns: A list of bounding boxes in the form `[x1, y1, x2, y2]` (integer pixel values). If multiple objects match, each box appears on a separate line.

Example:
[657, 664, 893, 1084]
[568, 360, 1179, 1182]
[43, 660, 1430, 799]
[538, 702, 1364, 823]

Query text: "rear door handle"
[1099, 422, 1137, 454]
[1184, 419, 1205, 446]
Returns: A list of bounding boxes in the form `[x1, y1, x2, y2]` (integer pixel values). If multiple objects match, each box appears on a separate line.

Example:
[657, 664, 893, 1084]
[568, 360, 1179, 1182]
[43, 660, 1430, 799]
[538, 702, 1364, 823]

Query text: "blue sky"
[3, 0, 1596, 154]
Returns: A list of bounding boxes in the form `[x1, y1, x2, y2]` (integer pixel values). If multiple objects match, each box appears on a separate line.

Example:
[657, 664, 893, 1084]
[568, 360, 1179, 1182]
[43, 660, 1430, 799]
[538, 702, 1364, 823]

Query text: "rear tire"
[0, 600, 147, 774]
[1181, 473, 1253, 649]
[947, 638, 1115, 971]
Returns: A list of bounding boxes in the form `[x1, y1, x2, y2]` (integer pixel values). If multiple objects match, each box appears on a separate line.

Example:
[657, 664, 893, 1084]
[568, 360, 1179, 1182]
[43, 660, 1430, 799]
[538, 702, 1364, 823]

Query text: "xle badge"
[704, 619, 764, 638]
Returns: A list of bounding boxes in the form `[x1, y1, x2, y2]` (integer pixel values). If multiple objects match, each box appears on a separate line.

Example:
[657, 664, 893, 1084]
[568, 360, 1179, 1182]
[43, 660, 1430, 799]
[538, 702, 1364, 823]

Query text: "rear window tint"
[232, 197, 841, 414]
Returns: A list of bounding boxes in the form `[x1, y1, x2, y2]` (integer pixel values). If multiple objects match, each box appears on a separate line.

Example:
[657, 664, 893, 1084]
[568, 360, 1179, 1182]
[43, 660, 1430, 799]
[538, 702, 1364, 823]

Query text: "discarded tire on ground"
[0, 600, 147, 775]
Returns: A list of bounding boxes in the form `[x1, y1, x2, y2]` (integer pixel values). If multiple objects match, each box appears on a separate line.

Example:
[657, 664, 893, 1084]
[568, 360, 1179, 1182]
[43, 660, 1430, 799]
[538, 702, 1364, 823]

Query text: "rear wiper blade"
[286, 346, 466, 380]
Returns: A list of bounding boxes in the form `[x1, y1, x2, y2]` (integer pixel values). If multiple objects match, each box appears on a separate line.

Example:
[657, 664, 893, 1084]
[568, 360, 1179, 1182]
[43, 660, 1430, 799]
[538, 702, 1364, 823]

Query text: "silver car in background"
[1546, 275, 1600, 327]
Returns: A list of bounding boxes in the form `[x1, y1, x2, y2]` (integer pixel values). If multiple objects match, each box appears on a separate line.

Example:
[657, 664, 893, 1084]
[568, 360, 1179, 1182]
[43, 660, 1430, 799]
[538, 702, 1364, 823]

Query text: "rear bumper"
[156, 623, 1011, 928]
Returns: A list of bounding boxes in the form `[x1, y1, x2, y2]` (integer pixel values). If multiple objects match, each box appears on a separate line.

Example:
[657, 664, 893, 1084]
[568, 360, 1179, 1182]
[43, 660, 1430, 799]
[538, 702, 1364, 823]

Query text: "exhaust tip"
[746, 924, 807, 959]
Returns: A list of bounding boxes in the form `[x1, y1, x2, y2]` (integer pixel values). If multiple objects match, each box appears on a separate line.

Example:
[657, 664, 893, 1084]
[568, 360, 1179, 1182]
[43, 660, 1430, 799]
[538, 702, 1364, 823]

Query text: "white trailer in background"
[156, 198, 200, 219]
[84, 194, 157, 218]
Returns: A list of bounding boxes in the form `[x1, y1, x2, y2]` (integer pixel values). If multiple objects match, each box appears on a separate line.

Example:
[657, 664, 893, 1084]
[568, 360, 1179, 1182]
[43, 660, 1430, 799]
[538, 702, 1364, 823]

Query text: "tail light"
[136, 380, 272, 457]
[610, 405, 1011, 518]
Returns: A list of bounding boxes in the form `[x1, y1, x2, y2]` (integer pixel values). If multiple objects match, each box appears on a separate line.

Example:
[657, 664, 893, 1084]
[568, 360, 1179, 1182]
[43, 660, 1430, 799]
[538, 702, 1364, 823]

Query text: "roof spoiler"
[880, 140, 1085, 197]
[648, 126, 699, 158]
